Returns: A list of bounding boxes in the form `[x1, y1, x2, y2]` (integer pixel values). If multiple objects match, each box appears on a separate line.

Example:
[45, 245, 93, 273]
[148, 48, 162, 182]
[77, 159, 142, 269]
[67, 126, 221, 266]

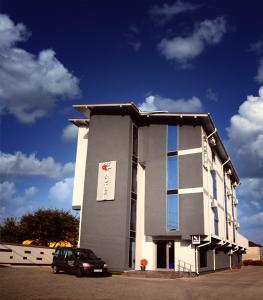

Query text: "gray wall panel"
[145, 125, 168, 236]
[178, 125, 202, 150]
[179, 153, 203, 189]
[80, 115, 132, 271]
[180, 193, 204, 239]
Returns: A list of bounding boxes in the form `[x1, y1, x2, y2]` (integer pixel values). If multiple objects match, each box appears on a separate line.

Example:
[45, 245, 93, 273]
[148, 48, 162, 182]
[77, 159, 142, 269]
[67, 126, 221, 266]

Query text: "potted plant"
[140, 259, 148, 271]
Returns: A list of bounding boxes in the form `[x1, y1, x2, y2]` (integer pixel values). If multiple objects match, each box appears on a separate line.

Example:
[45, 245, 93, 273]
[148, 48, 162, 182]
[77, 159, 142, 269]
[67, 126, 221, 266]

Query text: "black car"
[52, 247, 108, 277]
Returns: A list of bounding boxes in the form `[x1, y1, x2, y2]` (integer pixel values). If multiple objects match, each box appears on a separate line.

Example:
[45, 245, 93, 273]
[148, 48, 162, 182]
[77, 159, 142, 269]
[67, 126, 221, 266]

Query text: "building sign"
[96, 161, 116, 201]
[192, 235, 200, 245]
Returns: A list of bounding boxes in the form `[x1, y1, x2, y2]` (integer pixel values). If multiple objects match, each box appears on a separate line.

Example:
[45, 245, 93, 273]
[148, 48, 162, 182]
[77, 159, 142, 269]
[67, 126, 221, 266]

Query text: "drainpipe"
[195, 239, 212, 275]
[222, 158, 230, 167]
[207, 128, 217, 139]
[213, 241, 227, 271]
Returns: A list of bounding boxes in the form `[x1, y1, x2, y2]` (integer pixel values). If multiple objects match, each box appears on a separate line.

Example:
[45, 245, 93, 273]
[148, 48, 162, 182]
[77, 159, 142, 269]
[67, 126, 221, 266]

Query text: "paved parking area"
[0, 265, 263, 300]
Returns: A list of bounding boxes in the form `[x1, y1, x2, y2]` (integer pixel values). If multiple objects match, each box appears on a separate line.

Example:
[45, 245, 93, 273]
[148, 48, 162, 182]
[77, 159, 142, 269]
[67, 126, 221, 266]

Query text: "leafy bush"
[243, 260, 263, 266]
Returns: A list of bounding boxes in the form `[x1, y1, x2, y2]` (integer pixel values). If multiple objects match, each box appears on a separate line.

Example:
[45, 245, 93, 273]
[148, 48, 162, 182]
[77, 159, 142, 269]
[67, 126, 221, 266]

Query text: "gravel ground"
[0, 265, 263, 300]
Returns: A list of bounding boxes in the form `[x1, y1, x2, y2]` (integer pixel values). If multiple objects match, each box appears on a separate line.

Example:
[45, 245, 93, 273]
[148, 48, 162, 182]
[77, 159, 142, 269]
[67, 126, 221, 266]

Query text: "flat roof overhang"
[71, 102, 239, 183]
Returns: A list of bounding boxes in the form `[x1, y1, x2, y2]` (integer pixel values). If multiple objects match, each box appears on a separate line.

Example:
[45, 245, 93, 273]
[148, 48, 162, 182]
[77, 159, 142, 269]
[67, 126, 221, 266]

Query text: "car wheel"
[76, 267, 83, 277]
[52, 265, 59, 274]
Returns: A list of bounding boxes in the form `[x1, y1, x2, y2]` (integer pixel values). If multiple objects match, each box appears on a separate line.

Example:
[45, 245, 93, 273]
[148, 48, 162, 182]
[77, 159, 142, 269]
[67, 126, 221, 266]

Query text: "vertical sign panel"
[96, 161, 116, 201]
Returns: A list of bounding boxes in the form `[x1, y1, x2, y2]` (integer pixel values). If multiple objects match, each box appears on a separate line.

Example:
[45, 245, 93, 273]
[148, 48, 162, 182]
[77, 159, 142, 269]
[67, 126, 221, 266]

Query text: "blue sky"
[0, 0, 263, 245]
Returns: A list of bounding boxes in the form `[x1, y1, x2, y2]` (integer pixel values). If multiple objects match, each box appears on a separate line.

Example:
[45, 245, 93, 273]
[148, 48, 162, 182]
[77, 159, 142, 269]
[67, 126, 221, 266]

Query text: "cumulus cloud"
[139, 94, 203, 112]
[0, 181, 16, 203]
[48, 177, 73, 202]
[249, 40, 263, 55]
[255, 58, 263, 83]
[0, 181, 39, 220]
[0, 151, 74, 179]
[158, 16, 227, 67]
[238, 178, 263, 201]
[205, 88, 218, 102]
[150, 1, 199, 24]
[62, 124, 78, 141]
[126, 24, 141, 52]
[239, 211, 263, 227]
[0, 13, 80, 123]
[227, 86, 263, 178]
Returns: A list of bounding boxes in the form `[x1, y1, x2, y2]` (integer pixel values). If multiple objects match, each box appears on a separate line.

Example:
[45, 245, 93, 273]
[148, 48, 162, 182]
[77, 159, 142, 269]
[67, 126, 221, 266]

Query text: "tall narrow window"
[231, 185, 236, 243]
[167, 156, 178, 190]
[167, 125, 179, 231]
[211, 171, 217, 200]
[224, 176, 229, 240]
[214, 208, 219, 236]
[129, 125, 138, 269]
[167, 195, 178, 231]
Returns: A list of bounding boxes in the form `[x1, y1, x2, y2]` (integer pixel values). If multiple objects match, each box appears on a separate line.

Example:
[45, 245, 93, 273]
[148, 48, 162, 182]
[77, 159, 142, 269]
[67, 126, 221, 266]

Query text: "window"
[214, 208, 219, 236]
[199, 249, 207, 268]
[167, 125, 179, 231]
[167, 195, 178, 231]
[231, 186, 236, 243]
[167, 156, 178, 190]
[129, 125, 138, 268]
[168, 126, 177, 152]
[224, 176, 229, 240]
[211, 170, 217, 200]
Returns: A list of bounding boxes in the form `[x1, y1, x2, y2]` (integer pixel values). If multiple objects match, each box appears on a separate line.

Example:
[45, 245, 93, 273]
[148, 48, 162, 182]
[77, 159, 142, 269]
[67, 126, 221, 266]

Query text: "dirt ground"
[1, 265, 263, 300]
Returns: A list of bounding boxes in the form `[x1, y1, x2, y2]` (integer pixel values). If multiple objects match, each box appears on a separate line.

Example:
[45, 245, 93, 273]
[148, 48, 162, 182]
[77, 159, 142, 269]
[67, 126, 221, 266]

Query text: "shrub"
[243, 259, 263, 266]
[140, 259, 148, 266]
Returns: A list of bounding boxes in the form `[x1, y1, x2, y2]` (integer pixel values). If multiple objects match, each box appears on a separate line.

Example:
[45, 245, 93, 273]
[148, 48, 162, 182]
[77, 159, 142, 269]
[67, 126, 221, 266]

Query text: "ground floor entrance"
[156, 241, 174, 269]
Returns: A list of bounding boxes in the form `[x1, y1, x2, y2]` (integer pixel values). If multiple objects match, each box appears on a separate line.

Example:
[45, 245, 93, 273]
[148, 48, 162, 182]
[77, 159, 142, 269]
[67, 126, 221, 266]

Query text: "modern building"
[242, 241, 262, 261]
[70, 103, 248, 273]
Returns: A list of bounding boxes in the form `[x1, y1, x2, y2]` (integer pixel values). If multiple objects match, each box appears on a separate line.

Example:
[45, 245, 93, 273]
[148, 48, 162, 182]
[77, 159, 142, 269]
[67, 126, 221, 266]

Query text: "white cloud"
[239, 211, 263, 227]
[48, 177, 73, 202]
[0, 151, 74, 179]
[238, 178, 263, 201]
[249, 40, 263, 55]
[158, 16, 227, 67]
[24, 186, 38, 198]
[0, 181, 16, 202]
[62, 124, 78, 141]
[0, 13, 80, 123]
[227, 86, 263, 178]
[150, 1, 199, 24]
[255, 58, 263, 83]
[139, 94, 203, 112]
[205, 88, 218, 102]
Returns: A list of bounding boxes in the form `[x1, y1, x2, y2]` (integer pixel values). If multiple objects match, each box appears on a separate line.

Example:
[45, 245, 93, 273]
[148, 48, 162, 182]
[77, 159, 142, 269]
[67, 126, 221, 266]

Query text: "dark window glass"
[168, 126, 177, 152]
[130, 199, 136, 231]
[211, 171, 217, 199]
[133, 126, 138, 157]
[128, 238, 136, 268]
[23, 257, 27, 260]
[25, 250, 31, 254]
[36, 257, 42, 260]
[167, 156, 178, 190]
[224, 177, 229, 240]
[40, 251, 44, 255]
[75, 249, 97, 260]
[214, 208, 219, 236]
[131, 162, 137, 193]
[167, 194, 179, 231]
[10, 256, 13, 259]
[199, 249, 207, 268]
[0, 249, 12, 252]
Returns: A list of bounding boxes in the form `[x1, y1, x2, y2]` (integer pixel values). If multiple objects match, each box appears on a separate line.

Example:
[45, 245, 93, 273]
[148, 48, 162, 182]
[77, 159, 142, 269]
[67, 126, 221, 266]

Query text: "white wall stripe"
[179, 187, 203, 194]
[178, 147, 202, 156]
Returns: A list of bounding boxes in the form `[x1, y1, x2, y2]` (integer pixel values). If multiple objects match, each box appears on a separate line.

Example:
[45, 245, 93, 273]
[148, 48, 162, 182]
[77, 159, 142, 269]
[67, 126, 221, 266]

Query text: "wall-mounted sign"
[96, 161, 116, 201]
[191, 235, 200, 245]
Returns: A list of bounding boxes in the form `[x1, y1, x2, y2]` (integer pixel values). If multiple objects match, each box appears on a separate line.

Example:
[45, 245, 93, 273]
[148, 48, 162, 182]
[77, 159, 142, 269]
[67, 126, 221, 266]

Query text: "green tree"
[0, 217, 23, 243]
[0, 209, 79, 246]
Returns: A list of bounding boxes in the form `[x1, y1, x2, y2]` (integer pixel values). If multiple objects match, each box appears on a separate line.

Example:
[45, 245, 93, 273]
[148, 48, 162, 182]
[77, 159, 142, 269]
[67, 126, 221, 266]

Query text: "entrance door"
[156, 241, 174, 269]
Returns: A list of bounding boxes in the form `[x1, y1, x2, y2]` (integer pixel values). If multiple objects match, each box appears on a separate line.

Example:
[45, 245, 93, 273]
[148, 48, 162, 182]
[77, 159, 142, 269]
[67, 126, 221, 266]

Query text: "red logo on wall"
[102, 164, 107, 171]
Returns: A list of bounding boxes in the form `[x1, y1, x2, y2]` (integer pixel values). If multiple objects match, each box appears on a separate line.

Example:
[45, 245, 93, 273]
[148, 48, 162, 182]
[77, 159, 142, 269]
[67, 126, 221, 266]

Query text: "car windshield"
[75, 249, 98, 260]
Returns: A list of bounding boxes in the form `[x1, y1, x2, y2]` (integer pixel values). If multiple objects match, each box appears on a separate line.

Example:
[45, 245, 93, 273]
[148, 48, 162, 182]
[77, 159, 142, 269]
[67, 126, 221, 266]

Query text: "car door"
[64, 249, 77, 274]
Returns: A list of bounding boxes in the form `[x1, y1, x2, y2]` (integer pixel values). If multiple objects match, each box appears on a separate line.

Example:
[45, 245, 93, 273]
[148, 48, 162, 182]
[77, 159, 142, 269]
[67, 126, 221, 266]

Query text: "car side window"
[65, 249, 74, 260]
